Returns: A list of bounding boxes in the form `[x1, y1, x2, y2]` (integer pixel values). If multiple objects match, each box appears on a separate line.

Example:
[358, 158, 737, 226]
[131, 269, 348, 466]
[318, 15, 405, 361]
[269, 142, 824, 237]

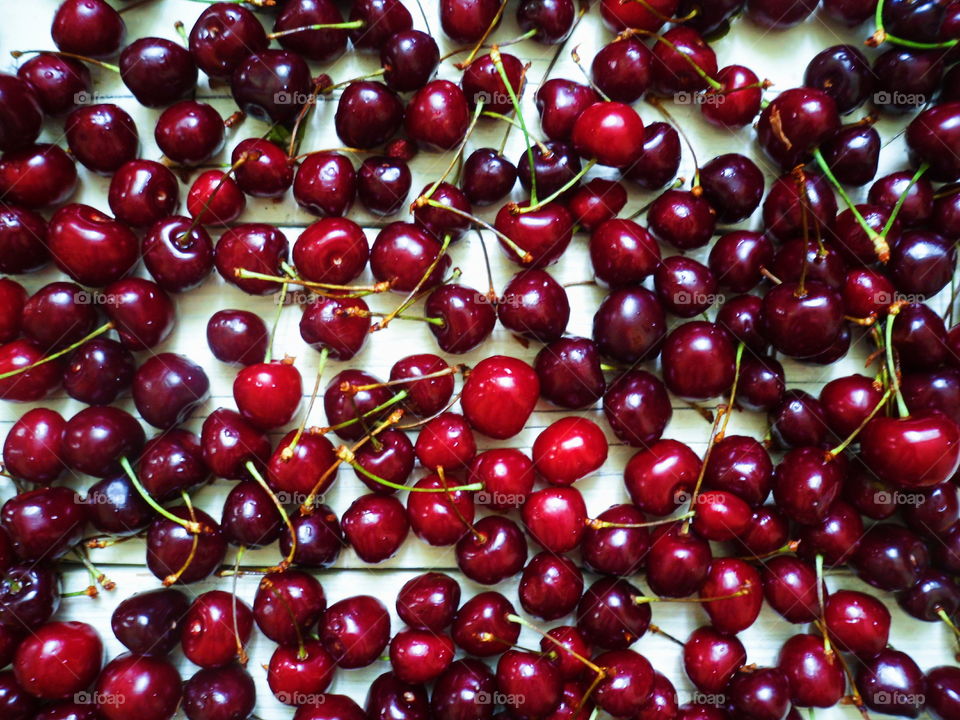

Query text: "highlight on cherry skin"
[1, 1, 960, 719]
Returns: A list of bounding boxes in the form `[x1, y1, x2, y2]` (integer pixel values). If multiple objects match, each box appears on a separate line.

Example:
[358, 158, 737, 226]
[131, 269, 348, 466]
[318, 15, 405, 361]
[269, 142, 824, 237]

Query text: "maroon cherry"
[274, 0, 349, 63]
[188, 3, 268, 79]
[142, 216, 215, 293]
[187, 170, 245, 226]
[94, 654, 181, 720]
[182, 664, 256, 720]
[146, 507, 226, 585]
[343, 493, 408, 563]
[440, 0, 500, 42]
[181, 590, 253, 669]
[777, 633, 844, 709]
[120, 37, 197, 108]
[280, 505, 343, 568]
[519, 552, 583, 620]
[535, 336, 606, 409]
[215, 223, 290, 296]
[0, 565, 61, 631]
[358, 155, 412, 214]
[231, 50, 312, 126]
[0, 143, 77, 209]
[496, 650, 563, 718]
[860, 412, 960, 489]
[206, 310, 268, 367]
[855, 649, 926, 717]
[12, 621, 101, 700]
[451, 591, 519, 657]
[155, 100, 224, 166]
[583, 504, 650, 576]
[365, 671, 430, 720]
[683, 626, 746, 694]
[16, 53, 89, 116]
[3, 408, 65, 485]
[111, 588, 190, 656]
[65, 103, 139, 175]
[396, 572, 460, 631]
[201, 408, 271, 480]
[232, 138, 294, 199]
[851, 523, 930, 591]
[52, 0, 125, 57]
[133, 353, 210, 429]
[221, 480, 282, 548]
[320, 595, 391, 669]
[46, 203, 138, 287]
[351, 0, 414, 49]
[294, 152, 357, 218]
[404, 80, 470, 151]
[371, 223, 450, 293]
[381, 30, 440, 92]
[0, 205, 48, 273]
[390, 629, 455, 685]
[108, 160, 179, 228]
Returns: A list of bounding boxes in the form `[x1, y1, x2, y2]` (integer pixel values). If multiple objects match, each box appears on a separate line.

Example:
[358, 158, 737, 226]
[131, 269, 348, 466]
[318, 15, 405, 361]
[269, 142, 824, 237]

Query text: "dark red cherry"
[760, 281, 844, 359]
[21, 282, 95, 352]
[703, 435, 772, 506]
[206, 310, 268, 367]
[708, 231, 772, 293]
[461, 52, 523, 115]
[65, 103, 139, 175]
[320, 595, 390, 669]
[108, 160, 179, 229]
[590, 39, 652, 103]
[593, 286, 665, 364]
[650, 26, 717, 94]
[741, 510, 800, 569]
[738, 355, 786, 413]
[860, 412, 960, 489]
[699, 153, 764, 224]
[856, 649, 926, 717]
[351, 428, 414, 494]
[756, 87, 840, 169]
[440, 0, 500, 41]
[142, 216, 215, 293]
[927, 666, 960, 720]
[133, 353, 210, 430]
[52, 0, 124, 57]
[701, 557, 763, 634]
[624, 439, 699, 517]
[371, 223, 450, 293]
[85, 471, 155, 535]
[727, 668, 791, 720]
[46, 203, 138, 287]
[111, 588, 190, 656]
[351, 0, 414, 48]
[94, 654, 181, 720]
[221, 479, 282, 547]
[773, 447, 843, 525]
[358, 155, 411, 215]
[797, 499, 864, 566]
[389, 354, 455, 417]
[498, 269, 569, 342]
[147, 507, 226, 585]
[907, 101, 960, 181]
[61, 406, 144, 478]
[390, 630, 455, 685]
[902, 482, 959, 536]
[413, 181, 471, 241]
[104, 277, 176, 351]
[821, 124, 880, 187]
[569, 178, 627, 231]
[294, 152, 357, 218]
[701, 64, 763, 128]
[181, 590, 253, 669]
[516, 142, 581, 201]
[518, 552, 583, 620]
[232, 138, 294, 199]
[496, 650, 563, 718]
[804, 44, 874, 114]
[821, 0, 877, 25]
[693, 489, 752, 541]
[819, 373, 884, 437]
[1, 491, 86, 563]
[459, 148, 517, 206]
[215, 223, 290, 295]
[0, 205, 48, 273]
[683, 626, 746, 693]
[279, 505, 343, 568]
[600, 0, 677, 32]
[324, 368, 395, 440]
[16, 53, 89, 116]
[405, 80, 470, 151]
[777, 633, 844, 709]
[0, 670, 36, 720]
[342, 493, 408, 563]
[851, 523, 930, 591]
[120, 37, 196, 108]
[396, 572, 460, 631]
[187, 170, 245, 226]
[583, 504, 649, 576]
[648, 189, 716, 251]
[662, 321, 736, 400]
[201, 408, 271, 480]
[12, 620, 101, 699]
[762, 171, 837, 242]
[431, 659, 497, 717]
[770, 238, 847, 291]
[646, 523, 712, 598]
[535, 336, 605, 409]
[274, 0, 349, 63]
[897, 568, 960, 622]
[770, 391, 830, 450]
[604, 370, 672, 448]
[183, 664, 256, 720]
[536, 78, 600, 141]
[155, 100, 224, 166]
[747, 0, 818, 27]
[294, 218, 368, 285]
[0, 143, 77, 209]
[890, 230, 956, 299]
[625, 121, 682, 190]
[0, 339, 60, 402]
[3, 408, 65, 485]
[760, 556, 821, 623]
[576, 577, 651, 649]
[231, 50, 312, 126]
[381, 30, 440, 92]
[517, 0, 575, 42]
[366, 670, 430, 720]
[0, 564, 60, 631]
[593, 649, 655, 717]
[590, 218, 660, 288]
[188, 2, 268, 79]
[456, 515, 527, 584]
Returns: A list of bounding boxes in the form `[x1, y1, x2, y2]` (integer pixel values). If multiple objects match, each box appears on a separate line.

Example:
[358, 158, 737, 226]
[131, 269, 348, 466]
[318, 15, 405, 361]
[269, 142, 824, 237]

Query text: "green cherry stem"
[245, 461, 297, 571]
[267, 20, 364, 40]
[880, 162, 930, 238]
[490, 45, 537, 204]
[10, 49, 119, 73]
[517, 159, 597, 213]
[869, 0, 959, 49]
[0, 321, 114, 381]
[314, 390, 410, 435]
[373, 234, 452, 332]
[338, 445, 482, 492]
[415, 199, 533, 264]
[884, 306, 910, 418]
[281, 346, 330, 459]
[119, 456, 208, 535]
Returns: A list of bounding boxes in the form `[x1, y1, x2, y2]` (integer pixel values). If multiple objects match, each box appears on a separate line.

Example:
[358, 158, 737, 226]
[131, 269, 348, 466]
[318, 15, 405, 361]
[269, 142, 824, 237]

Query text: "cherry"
[155, 100, 224, 166]
[569, 178, 627, 231]
[0, 143, 77, 208]
[869, 170, 934, 227]
[494, 201, 574, 268]
[132, 353, 210, 430]
[120, 37, 197, 108]
[604, 370, 672, 448]
[20, 283, 93, 353]
[594, 649, 655, 717]
[387, 354, 454, 418]
[187, 171, 245, 226]
[647, 522, 713, 597]
[456, 515, 527, 584]
[381, 30, 440, 92]
[651, 26, 717, 94]
[648, 189, 716, 251]
[294, 152, 357, 218]
[351, 0, 414, 49]
[588, 219, 660, 289]
[623, 439, 698, 517]
[182, 590, 253, 669]
[108, 160, 180, 229]
[2, 408, 64, 485]
[232, 138, 295, 198]
[860, 411, 960, 489]
[405, 80, 470, 151]
[146, 507, 227, 585]
[700, 65, 763, 128]
[47, 203, 138, 287]
[292, 218, 368, 286]
[207, 310, 268, 367]
[762, 171, 837, 242]
[708, 232, 770, 297]
[534, 336, 605, 409]
[342, 493, 409, 563]
[821, 124, 881, 187]
[323, 368, 395, 440]
[757, 88, 840, 169]
[105, 278, 176, 350]
[16, 53, 89, 116]
[0, 206, 48, 273]
[891, 229, 956, 298]
[519, 552, 583, 619]
[457, 355, 536, 439]
[233, 358, 302, 431]
[221, 480, 282, 547]
[771, 239, 846, 292]
[35, 702, 99, 720]
[927, 666, 960, 720]
[366, 671, 430, 720]
[575, 576, 651, 650]
[590, 39, 652, 103]
[856, 649, 926, 717]
[0, 565, 60, 631]
[371, 223, 450, 293]
[776, 633, 845, 709]
[451, 591, 519, 656]
[540, 626, 591, 682]
[907, 102, 960, 181]
[636, 671, 680, 719]
[215, 223, 290, 295]
[758, 555, 820, 625]
[279, 506, 343, 568]
[350, 429, 414, 493]
[902, 482, 959, 535]
[406, 472, 475, 546]
[583, 504, 649, 576]
[320, 595, 391, 668]
[231, 50, 312, 126]
[530, 417, 606, 486]
[440, 0, 500, 41]
[415, 412, 476, 471]
[183, 664, 256, 720]
[462, 51, 523, 115]
[142, 216, 215, 293]
[65, 103, 139, 175]
[111, 588, 190, 656]
[797, 498, 864, 565]
[52, 0, 124, 57]
[0, 671, 36, 720]
[94, 654, 181, 720]
[413, 181, 472, 240]
[292, 693, 365, 720]
[535, 79, 600, 141]
[517, 0, 576, 42]
[390, 629, 455, 684]
[274, 0, 349, 63]
[496, 650, 563, 718]
[188, 2, 268, 79]
[852, 522, 930, 591]
[60, 405, 143, 478]
[358, 155, 412, 214]
[803, 44, 874, 114]
[601, 0, 677, 32]
[682, 626, 746, 694]
[12, 620, 101, 700]
[727, 668, 791, 720]
[268, 429, 338, 499]
[897, 568, 960, 621]
[0, 339, 60, 402]
[396, 572, 460, 631]
[760, 281, 844, 359]
[138, 429, 209, 501]
[624, 121, 681, 190]
[431, 659, 496, 718]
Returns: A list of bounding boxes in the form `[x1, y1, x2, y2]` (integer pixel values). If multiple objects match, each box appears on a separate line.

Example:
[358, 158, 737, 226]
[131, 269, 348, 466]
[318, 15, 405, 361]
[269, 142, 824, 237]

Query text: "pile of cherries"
[5, 0, 960, 718]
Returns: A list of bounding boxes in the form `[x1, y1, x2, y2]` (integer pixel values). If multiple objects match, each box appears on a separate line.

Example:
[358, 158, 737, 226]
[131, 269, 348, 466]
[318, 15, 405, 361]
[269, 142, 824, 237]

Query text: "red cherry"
[683, 626, 746, 693]
[860, 412, 960, 488]
[94, 654, 181, 720]
[181, 590, 253, 669]
[233, 359, 303, 430]
[521, 486, 587, 554]
[13, 621, 102, 700]
[389, 629, 455, 684]
[532, 416, 608, 486]
[461, 355, 540, 439]
[571, 101, 645, 167]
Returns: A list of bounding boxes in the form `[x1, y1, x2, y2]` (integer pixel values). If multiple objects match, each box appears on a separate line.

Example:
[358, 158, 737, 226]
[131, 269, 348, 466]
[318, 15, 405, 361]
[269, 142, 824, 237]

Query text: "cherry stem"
[421, 103, 485, 206]
[261, 574, 309, 659]
[245, 461, 296, 572]
[647, 623, 685, 646]
[718, 342, 744, 439]
[647, 97, 701, 188]
[174, 21, 189, 45]
[228, 545, 249, 664]
[62, 586, 99, 599]
[634, 588, 749, 605]
[494, 28, 539, 48]
[73, 548, 116, 591]
[265, 282, 288, 364]
[586, 512, 693, 530]
[881, 163, 929, 238]
[627, 177, 684, 219]
[288, 77, 330, 158]
[118, 457, 207, 535]
[315, 390, 409, 435]
[815, 554, 833, 657]
[811, 147, 890, 263]
[179, 152, 259, 243]
[237, 265, 390, 296]
[0, 321, 113, 380]
[373, 234, 452, 332]
[416, 200, 533, 264]
[339, 444, 481, 493]
[456, 0, 508, 69]
[472, 229, 498, 302]
[827, 388, 893, 458]
[10, 49, 119, 73]
[345, 366, 460, 395]
[869, 0, 959, 49]
[350, 308, 444, 326]
[490, 45, 536, 203]
[164, 492, 201, 586]
[621, 29, 723, 91]
[505, 613, 605, 676]
[570, 45, 610, 101]
[283, 347, 329, 460]
[884, 307, 910, 417]
[517, 159, 597, 213]
[437, 466, 484, 542]
[267, 20, 364, 39]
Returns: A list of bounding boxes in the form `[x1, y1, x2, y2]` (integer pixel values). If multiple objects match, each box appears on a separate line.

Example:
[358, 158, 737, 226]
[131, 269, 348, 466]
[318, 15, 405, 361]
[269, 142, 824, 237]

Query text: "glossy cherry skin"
[759, 555, 821, 624]
[535, 336, 605, 410]
[662, 321, 736, 400]
[776, 633, 845, 709]
[593, 287, 665, 364]
[593, 649, 655, 717]
[233, 359, 302, 431]
[682, 626, 746, 694]
[0, 267, 26, 334]
[763, 171, 837, 242]
[575, 577, 650, 650]
[142, 216, 214, 293]
[700, 557, 763, 634]
[351, 429, 414, 494]
[215, 223, 290, 295]
[94, 654, 181, 720]
[3, 408, 65, 485]
[324, 368, 395, 441]
[12, 621, 101, 700]
[494, 269, 569, 342]
[358, 156, 411, 214]
[207, 310, 268, 366]
[648, 189, 716, 251]
[395, 572, 461, 632]
[182, 664, 256, 720]
[797, 499, 864, 566]
[604, 370, 673, 448]
[495, 200, 574, 268]
[907, 102, 960, 181]
[292, 693, 366, 720]
[387, 354, 454, 418]
[104, 278, 176, 351]
[381, 30, 439, 92]
[187, 170, 245, 226]
[646, 523, 712, 598]
[770, 238, 846, 292]
[111, 588, 190, 656]
[268, 430, 338, 499]
[188, 3, 267, 79]
[430, 658, 496, 719]
[231, 50, 311, 127]
[342, 494, 408, 563]
[0, 205, 48, 273]
[85, 473, 155, 536]
[650, 26, 717, 94]
[413, 181, 472, 241]
[821, 124, 880, 186]
[902, 482, 960, 536]
[60, 405, 145, 478]
[897, 568, 960, 621]
[0, 670, 36, 720]
[0, 339, 60, 402]
[582, 504, 649, 576]
[803, 44, 874, 114]
[181, 590, 253, 670]
[390, 630, 455, 685]
[452, 592, 520, 657]
[440, 0, 500, 42]
[535, 78, 600, 141]
[365, 671, 430, 720]
[52, 0, 125, 57]
[590, 39, 651, 103]
[760, 281, 844, 359]
[518, 552, 583, 620]
[707, 231, 771, 294]
[819, 373, 884, 438]
[231, 138, 294, 199]
[0, 143, 77, 209]
[108, 160, 179, 228]
[405, 80, 470, 151]
[21, 282, 95, 352]
[855, 649, 926, 717]
[34, 702, 100, 720]
[773, 447, 844, 525]
[624, 439, 699, 517]
[65, 103, 139, 175]
[459, 355, 537, 439]
[456, 515, 527, 584]
[702, 435, 772, 507]
[292, 218, 368, 285]
[320, 595, 391, 669]
[274, 0, 349, 62]
[221, 480, 281, 547]
[532, 417, 606, 487]
[415, 412, 476, 472]
[928, 666, 960, 720]
[756, 88, 840, 170]
[139, 429, 209, 499]
[0, 564, 60, 631]
[146, 507, 227, 585]
[727, 668, 791, 720]
[770, 390, 831, 450]
[851, 522, 929, 591]
[694, 154, 760, 224]
[860, 412, 960, 489]
[16, 53, 89, 116]
[133, 353, 210, 430]
[569, 178, 626, 232]
[294, 152, 357, 218]
[371, 223, 450, 293]
[495, 650, 563, 718]
[46, 204, 138, 287]
[589, 220, 659, 288]
[572, 101, 645, 168]
[120, 37, 196, 108]
[155, 101, 224, 166]
[280, 506, 343, 568]
[406, 473, 475, 546]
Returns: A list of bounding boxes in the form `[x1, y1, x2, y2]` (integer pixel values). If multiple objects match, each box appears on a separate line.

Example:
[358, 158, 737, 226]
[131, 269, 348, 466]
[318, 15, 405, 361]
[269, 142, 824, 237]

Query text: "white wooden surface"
[0, 1, 955, 717]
